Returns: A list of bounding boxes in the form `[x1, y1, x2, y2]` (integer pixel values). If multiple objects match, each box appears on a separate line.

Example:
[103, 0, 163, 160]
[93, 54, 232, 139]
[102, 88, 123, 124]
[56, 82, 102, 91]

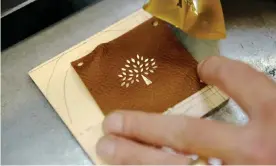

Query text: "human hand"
[96, 56, 276, 164]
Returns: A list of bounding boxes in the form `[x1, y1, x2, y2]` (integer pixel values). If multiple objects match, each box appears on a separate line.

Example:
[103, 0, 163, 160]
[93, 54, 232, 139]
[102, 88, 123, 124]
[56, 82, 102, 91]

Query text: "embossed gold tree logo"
[118, 54, 158, 88]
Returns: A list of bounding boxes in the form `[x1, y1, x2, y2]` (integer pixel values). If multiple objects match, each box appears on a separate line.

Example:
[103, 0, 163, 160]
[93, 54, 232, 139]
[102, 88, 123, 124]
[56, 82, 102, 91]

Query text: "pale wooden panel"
[29, 9, 228, 164]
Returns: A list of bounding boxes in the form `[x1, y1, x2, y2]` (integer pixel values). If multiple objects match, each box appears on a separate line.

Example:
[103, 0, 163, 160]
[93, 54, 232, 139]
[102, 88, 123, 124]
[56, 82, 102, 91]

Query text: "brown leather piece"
[71, 17, 205, 115]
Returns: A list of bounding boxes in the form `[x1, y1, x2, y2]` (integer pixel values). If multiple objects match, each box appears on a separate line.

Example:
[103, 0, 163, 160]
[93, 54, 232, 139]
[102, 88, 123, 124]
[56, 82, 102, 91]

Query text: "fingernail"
[96, 137, 115, 161]
[103, 112, 123, 133]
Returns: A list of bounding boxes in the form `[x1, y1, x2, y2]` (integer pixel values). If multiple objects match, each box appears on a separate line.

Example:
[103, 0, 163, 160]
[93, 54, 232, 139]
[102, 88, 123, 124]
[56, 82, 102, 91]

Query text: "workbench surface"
[2, 0, 276, 164]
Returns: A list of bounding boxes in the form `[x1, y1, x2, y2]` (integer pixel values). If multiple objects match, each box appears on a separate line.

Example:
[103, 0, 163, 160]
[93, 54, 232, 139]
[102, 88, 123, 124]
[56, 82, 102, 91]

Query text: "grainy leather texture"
[71, 18, 205, 115]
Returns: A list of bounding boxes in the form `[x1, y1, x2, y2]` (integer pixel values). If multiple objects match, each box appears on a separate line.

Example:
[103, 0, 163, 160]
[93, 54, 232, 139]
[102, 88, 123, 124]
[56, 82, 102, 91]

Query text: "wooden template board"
[29, 9, 228, 164]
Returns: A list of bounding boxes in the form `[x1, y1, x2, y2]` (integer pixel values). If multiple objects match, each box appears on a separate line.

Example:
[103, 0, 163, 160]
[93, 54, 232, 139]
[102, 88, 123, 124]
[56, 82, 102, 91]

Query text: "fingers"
[102, 111, 242, 162]
[197, 56, 276, 118]
[96, 135, 190, 165]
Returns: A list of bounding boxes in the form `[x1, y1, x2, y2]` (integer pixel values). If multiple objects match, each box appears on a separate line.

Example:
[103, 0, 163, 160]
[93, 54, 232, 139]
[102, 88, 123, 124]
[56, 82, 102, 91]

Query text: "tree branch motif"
[118, 54, 158, 88]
